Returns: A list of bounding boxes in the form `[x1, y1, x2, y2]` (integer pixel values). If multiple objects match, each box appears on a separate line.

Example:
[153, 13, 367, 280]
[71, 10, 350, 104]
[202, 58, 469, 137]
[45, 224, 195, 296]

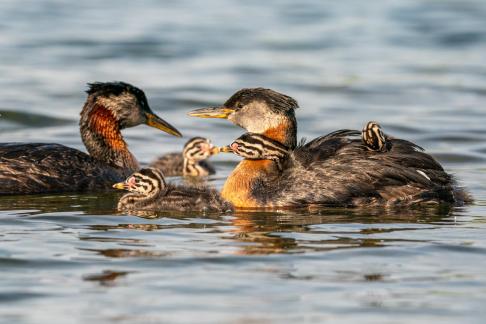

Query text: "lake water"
[1, 0, 486, 323]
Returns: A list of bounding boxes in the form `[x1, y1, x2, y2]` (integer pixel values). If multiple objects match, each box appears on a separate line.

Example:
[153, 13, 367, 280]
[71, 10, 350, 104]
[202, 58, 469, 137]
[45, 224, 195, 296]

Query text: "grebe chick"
[362, 121, 390, 152]
[149, 137, 217, 177]
[0, 82, 181, 195]
[189, 88, 469, 208]
[113, 168, 233, 212]
[220, 132, 290, 171]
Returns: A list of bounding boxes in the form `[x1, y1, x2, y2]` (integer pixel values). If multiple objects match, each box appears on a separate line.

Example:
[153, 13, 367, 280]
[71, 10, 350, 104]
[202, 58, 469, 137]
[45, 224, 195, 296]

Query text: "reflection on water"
[1, 191, 485, 322]
[83, 270, 131, 287]
[0, 193, 119, 215]
[1, 0, 486, 323]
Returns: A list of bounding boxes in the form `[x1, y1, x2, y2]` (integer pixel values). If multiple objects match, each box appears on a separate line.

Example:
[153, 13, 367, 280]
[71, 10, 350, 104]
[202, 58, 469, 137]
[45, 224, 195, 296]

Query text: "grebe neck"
[183, 158, 207, 176]
[260, 115, 297, 149]
[80, 102, 139, 172]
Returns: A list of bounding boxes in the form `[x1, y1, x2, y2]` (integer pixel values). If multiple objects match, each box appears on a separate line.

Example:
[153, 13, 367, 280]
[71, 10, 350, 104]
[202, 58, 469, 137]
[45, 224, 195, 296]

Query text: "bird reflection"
[82, 248, 170, 258]
[83, 270, 131, 287]
[225, 205, 454, 255]
[100, 205, 454, 256]
[0, 192, 120, 215]
[8, 191, 456, 258]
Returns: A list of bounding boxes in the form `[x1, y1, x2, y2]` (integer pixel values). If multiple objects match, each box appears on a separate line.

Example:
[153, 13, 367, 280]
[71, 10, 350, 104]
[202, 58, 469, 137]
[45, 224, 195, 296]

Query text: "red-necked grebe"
[188, 88, 470, 208]
[0, 81, 181, 195]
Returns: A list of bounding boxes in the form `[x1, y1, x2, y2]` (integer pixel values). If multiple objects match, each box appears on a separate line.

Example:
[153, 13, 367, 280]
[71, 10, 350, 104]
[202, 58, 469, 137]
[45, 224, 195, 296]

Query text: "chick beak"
[187, 106, 235, 119]
[210, 146, 221, 155]
[112, 182, 127, 190]
[217, 145, 234, 153]
[145, 112, 182, 137]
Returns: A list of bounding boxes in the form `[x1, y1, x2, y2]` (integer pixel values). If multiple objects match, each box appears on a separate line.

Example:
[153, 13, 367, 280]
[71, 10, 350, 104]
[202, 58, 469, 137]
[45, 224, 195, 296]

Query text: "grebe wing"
[301, 129, 361, 150]
[291, 129, 361, 165]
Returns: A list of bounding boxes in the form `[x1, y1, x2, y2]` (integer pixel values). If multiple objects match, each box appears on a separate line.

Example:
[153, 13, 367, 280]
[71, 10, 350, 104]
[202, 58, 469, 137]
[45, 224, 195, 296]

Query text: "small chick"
[361, 121, 390, 152]
[113, 168, 232, 212]
[219, 132, 290, 171]
[149, 137, 218, 177]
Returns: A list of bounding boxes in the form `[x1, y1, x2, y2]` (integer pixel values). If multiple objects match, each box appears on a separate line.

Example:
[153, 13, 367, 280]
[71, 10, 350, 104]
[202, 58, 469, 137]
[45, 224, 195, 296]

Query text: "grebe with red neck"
[0, 81, 181, 194]
[189, 88, 469, 208]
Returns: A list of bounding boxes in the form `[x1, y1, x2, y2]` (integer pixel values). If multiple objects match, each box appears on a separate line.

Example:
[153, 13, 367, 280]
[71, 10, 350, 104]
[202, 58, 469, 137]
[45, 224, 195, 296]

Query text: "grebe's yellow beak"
[187, 106, 235, 119]
[145, 112, 182, 137]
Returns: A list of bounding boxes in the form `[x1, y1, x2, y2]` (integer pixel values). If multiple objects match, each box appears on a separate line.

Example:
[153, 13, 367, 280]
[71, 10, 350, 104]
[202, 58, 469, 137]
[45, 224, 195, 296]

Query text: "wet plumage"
[189, 88, 470, 208]
[0, 82, 181, 195]
[149, 137, 216, 177]
[113, 168, 232, 212]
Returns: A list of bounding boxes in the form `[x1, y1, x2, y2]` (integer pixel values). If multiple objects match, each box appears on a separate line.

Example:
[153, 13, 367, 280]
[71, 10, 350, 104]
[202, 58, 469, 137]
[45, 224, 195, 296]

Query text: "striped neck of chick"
[225, 133, 290, 171]
[114, 168, 167, 209]
[182, 137, 215, 176]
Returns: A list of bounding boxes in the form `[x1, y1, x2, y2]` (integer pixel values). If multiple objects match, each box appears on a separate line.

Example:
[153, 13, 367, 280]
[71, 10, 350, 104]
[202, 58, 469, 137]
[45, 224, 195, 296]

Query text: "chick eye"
[236, 102, 244, 109]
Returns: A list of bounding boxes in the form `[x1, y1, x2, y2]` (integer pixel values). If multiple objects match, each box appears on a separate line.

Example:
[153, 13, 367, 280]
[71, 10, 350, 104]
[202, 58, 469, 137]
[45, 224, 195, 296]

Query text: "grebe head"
[113, 167, 166, 196]
[188, 88, 298, 148]
[84, 81, 181, 137]
[222, 133, 289, 161]
[182, 137, 218, 162]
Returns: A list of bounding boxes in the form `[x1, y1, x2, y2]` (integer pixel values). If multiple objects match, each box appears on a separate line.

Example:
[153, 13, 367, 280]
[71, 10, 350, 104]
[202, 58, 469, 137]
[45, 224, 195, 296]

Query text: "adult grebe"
[113, 168, 232, 212]
[149, 137, 218, 177]
[189, 88, 469, 208]
[0, 82, 181, 195]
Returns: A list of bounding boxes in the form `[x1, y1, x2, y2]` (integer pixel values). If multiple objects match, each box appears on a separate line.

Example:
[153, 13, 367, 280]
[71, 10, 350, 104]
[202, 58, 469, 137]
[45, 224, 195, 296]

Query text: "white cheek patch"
[233, 102, 285, 133]
[416, 170, 431, 181]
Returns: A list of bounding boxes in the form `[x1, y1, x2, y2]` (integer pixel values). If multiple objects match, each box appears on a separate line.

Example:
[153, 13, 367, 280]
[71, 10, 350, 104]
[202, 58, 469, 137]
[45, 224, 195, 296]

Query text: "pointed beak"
[145, 112, 182, 137]
[217, 145, 233, 153]
[206, 142, 220, 156]
[187, 106, 235, 119]
[210, 146, 221, 155]
[112, 182, 127, 190]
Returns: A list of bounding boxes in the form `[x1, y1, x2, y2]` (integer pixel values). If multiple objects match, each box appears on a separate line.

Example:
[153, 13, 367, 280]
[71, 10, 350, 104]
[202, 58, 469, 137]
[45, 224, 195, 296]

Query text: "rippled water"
[1, 0, 486, 323]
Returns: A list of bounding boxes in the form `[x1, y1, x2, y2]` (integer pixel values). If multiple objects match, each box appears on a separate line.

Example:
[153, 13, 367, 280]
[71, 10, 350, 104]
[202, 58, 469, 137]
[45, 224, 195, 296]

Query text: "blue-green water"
[1, 0, 486, 323]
